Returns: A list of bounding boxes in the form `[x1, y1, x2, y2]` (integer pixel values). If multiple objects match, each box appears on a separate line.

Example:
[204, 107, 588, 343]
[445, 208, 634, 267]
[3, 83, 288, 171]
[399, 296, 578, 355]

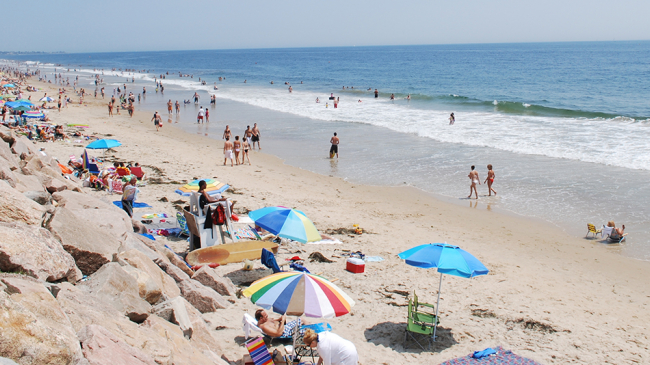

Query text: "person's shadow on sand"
[364, 321, 457, 353]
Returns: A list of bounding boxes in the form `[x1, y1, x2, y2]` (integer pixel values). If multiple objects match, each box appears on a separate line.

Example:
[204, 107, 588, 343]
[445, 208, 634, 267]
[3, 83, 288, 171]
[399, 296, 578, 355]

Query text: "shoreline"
[26, 79, 650, 363]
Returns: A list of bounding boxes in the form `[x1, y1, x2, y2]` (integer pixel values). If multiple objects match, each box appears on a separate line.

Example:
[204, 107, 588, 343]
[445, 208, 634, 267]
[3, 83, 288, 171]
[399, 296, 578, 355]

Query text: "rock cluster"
[0, 127, 234, 364]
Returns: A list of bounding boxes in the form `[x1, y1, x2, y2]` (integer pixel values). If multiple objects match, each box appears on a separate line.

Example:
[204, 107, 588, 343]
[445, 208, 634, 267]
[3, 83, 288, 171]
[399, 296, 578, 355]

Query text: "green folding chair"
[404, 292, 439, 350]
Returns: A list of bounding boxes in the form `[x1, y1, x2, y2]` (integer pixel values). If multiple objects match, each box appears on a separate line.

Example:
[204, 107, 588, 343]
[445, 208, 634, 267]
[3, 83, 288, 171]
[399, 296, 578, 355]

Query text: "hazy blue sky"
[11, 0, 650, 52]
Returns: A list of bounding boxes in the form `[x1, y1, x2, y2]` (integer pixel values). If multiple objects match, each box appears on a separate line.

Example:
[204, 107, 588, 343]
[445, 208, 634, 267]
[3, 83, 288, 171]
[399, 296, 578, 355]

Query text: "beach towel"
[113, 201, 152, 209]
[261, 248, 283, 273]
[439, 346, 543, 365]
[245, 337, 274, 365]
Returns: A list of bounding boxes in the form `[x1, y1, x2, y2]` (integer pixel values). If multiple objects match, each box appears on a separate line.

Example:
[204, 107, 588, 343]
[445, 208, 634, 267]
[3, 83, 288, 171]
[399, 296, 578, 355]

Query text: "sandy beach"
[23, 79, 650, 364]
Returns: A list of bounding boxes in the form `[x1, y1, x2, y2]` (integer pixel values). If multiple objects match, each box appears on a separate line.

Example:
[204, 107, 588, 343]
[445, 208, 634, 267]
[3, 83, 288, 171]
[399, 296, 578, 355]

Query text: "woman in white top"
[303, 329, 358, 365]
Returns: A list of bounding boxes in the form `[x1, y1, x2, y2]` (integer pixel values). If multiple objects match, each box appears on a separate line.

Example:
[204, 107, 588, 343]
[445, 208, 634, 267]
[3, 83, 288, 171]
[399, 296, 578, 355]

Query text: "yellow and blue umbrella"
[248, 206, 321, 243]
[175, 178, 229, 196]
[243, 272, 355, 318]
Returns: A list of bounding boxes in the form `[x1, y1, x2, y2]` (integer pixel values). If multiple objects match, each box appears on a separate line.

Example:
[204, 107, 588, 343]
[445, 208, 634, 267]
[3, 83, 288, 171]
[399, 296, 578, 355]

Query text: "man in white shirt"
[304, 330, 358, 365]
[197, 107, 204, 123]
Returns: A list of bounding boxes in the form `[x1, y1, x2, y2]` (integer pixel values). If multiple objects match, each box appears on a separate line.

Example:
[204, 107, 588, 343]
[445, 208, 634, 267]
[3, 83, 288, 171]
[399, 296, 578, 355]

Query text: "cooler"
[346, 258, 365, 273]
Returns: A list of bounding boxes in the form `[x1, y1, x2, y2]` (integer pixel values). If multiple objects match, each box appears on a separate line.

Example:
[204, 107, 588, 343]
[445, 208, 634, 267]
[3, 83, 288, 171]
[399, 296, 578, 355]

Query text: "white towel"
[242, 313, 263, 339]
[601, 225, 613, 238]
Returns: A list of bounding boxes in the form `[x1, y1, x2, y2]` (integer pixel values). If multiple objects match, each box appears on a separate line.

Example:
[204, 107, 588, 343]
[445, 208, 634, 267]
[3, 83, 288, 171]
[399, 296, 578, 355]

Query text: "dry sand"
[26, 80, 650, 364]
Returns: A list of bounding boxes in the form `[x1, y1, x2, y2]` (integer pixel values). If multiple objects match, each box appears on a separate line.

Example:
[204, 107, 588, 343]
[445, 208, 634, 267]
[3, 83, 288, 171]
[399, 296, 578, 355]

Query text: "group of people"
[467, 164, 497, 199]
[221, 124, 260, 166]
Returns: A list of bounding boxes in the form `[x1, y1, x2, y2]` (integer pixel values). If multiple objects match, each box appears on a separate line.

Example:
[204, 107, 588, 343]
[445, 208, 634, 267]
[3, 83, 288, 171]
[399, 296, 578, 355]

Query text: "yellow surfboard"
[186, 240, 279, 266]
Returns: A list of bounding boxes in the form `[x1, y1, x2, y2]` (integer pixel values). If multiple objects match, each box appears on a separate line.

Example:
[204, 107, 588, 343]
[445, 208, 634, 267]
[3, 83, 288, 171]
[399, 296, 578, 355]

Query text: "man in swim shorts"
[223, 136, 234, 167]
[197, 107, 204, 123]
[251, 123, 261, 150]
[329, 132, 339, 158]
[244, 126, 253, 146]
[468, 165, 480, 199]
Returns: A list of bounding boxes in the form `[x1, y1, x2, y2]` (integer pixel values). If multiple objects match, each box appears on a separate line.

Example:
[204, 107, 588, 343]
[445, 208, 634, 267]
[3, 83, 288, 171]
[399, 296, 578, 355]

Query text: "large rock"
[21, 156, 79, 193]
[177, 279, 229, 313]
[155, 257, 191, 283]
[152, 297, 193, 339]
[10, 138, 32, 160]
[78, 263, 151, 323]
[0, 139, 16, 168]
[77, 325, 156, 365]
[56, 283, 173, 364]
[163, 247, 195, 278]
[179, 297, 223, 354]
[121, 265, 162, 305]
[23, 190, 51, 205]
[0, 180, 45, 225]
[119, 234, 164, 263]
[0, 126, 15, 145]
[192, 266, 237, 297]
[116, 249, 180, 300]
[52, 190, 132, 240]
[0, 158, 17, 188]
[47, 207, 122, 276]
[0, 222, 81, 282]
[0, 276, 84, 364]
[13, 173, 45, 193]
[45, 177, 68, 193]
[141, 315, 218, 365]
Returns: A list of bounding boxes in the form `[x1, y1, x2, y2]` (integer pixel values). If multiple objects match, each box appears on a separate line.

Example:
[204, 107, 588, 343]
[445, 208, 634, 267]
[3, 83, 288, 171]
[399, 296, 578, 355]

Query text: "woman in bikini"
[233, 136, 242, 165]
[242, 138, 252, 165]
[484, 164, 497, 196]
[222, 125, 231, 140]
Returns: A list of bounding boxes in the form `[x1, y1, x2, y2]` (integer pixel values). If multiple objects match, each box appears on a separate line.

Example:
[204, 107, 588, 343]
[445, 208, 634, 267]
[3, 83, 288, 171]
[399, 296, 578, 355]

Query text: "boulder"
[163, 248, 196, 278]
[118, 234, 163, 262]
[0, 126, 15, 145]
[13, 173, 45, 193]
[152, 297, 193, 339]
[180, 297, 223, 354]
[192, 266, 237, 297]
[52, 190, 132, 240]
[78, 263, 151, 323]
[56, 283, 174, 364]
[77, 325, 156, 365]
[23, 190, 51, 205]
[141, 315, 218, 365]
[0, 158, 17, 188]
[0, 222, 81, 282]
[121, 265, 162, 305]
[0, 139, 16, 168]
[177, 279, 229, 313]
[155, 258, 190, 283]
[45, 177, 68, 193]
[116, 249, 181, 300]
[0, 180, 45, 225]
[47, 207, 122, 276]
[0, 276, 84, 364]
[132, 219, 148, 234]
[10, 138, 32, 160]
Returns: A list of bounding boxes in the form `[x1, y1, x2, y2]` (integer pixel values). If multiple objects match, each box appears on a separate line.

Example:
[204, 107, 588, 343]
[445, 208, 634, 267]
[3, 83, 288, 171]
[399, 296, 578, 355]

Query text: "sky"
[11, 0, 650, 53]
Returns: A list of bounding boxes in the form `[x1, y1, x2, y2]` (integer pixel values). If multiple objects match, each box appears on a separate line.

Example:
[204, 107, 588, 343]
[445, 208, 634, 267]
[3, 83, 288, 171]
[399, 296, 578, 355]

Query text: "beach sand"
[29, 81, 650, 364]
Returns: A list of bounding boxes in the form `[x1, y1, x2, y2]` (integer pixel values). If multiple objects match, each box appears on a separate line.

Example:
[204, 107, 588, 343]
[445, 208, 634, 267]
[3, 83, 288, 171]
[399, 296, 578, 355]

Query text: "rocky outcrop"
[0, 222, 81, 282]
[78, 263, 151, 323]
[77, 324, 156, 365]
[0, 276, 84, 364]
[10, 138, 32, 160]
[142, 315, 219, 365]
[192, 266, 237, 297]
[152, 297, 193, 339]
[47, 207, 122, 276]
[116, 249, 181, 300]
[13, 173, 45, 193]
[23, 190, 51, 205]
[121, 265, 162, 305]
[0, 180, 45, 225]
[0, 158, 17, 188]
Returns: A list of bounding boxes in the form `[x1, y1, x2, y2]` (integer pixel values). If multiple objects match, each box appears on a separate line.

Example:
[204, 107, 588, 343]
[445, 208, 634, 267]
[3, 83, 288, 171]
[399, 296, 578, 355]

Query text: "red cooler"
[346, 258, 365, 273]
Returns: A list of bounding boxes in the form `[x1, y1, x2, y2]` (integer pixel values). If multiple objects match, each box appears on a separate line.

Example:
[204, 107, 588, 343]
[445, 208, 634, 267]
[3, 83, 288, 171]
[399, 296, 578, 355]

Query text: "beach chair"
[586, 223, 602, 238]
[242, 313, 293, 343]
[130, 166, 145, 180]
[404, 292, 439, 350]
[290, 320, 333, 363]
[244, 337, 274, 365]
[176, 212, 190, 237]
[607, 229, 627, 243]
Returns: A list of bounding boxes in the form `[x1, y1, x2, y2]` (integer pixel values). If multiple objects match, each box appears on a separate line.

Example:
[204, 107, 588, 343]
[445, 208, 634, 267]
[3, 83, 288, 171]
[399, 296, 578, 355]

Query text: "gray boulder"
[0, 180, 45, 225]
[78, 263, 151, 323]
[77, 325, 156, 365]
[0, 276, 84, 364]
[192, 266, 237, 297]
[0, 222, 81, 282]
[47, 207, 122, 276]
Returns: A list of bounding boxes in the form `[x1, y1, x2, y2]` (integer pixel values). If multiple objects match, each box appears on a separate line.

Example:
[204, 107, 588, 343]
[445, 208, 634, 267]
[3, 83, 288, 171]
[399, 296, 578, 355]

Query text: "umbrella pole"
[433, 273, 443, 342]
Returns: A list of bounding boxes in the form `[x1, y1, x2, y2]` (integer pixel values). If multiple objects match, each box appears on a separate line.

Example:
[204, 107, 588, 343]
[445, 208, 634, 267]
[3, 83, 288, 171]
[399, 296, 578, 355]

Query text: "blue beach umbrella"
[3, 84, 15, 88]
[398, 243, 489, 341]
[248, 206, 321, 243]
[86, 139, 122, 149]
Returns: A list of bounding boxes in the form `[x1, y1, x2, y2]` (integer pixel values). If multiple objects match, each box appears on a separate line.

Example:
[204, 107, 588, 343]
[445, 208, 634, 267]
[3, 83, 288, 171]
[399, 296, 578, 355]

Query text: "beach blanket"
[113, 201, 152, 209]
[439, 346, 543, 365]
[232, 226, 261, 241]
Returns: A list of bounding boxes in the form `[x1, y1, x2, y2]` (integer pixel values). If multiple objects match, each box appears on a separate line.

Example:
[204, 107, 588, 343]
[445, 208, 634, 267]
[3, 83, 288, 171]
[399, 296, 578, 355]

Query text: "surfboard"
[186, 240, 279, 266]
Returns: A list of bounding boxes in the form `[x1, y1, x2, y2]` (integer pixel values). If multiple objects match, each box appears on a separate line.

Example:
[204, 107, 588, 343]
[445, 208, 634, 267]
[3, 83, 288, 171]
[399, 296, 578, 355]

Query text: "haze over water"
[10, 41, 650, 260]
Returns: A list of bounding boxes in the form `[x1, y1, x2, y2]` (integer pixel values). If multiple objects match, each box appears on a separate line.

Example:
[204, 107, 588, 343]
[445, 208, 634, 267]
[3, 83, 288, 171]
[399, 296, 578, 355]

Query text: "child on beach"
[484, 164, 497, 196]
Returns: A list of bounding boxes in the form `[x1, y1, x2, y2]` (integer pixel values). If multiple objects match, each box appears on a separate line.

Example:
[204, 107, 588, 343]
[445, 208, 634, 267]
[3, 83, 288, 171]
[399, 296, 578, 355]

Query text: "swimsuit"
[252, 135, 259, 142]
[330, 144, 338, 154]
[225, 150, 233, 159]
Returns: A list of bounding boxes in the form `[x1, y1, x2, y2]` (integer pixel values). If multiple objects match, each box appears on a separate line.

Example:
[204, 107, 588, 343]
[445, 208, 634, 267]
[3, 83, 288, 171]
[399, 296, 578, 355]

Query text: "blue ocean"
[7, 41, 650, 259]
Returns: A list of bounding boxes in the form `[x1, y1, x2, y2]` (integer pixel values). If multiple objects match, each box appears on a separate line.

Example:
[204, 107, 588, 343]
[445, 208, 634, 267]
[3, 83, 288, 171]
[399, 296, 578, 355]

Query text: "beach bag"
[214, 204, 226, 226]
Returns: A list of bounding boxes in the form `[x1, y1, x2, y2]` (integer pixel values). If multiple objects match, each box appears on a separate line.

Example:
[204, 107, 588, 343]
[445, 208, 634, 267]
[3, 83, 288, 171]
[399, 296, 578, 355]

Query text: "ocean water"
[7, 41, 650, 260]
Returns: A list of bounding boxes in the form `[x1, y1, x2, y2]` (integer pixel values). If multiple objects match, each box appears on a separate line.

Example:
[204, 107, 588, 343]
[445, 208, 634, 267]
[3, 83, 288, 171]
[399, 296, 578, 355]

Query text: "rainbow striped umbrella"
[174, 178, 229, 196]
[23, 111, 44, 119]
[248, 206, 321, 243]
[243, 272, 355, 318]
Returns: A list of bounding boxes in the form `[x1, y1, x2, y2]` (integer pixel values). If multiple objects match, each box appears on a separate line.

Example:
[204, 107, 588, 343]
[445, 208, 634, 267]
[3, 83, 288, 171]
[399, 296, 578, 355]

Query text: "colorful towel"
[245, 337, 274, 365]
[113, 201, 152, 209]
[232, 226, 260, 240]
[439, 346, 543, 365]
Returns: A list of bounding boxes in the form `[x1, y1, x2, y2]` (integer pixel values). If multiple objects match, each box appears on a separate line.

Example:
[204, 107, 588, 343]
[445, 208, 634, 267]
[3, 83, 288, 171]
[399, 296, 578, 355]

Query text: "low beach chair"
[242, 313, 293, 344]
[404, 292, 439, 350]
[130, 166, 145, 180]
[586, 223, 602, 238]
[244, 336, 274, 365]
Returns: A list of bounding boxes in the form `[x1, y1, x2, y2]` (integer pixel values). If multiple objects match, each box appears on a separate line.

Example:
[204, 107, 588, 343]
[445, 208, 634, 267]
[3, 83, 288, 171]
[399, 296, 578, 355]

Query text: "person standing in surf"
[468, 165, 480, 199]
[329, 132, 339, 159]
[484, 164, 497, 196]
[374, 89, 379, 98]
[449, 113, 455, 125]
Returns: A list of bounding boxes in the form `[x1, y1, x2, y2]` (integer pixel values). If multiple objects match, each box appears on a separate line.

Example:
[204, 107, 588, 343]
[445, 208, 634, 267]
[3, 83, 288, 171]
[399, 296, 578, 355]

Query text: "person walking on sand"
[252, 123, 261, 150]
[242, 138, 252, 165]
[244, 126, 252, 146]
[223, 125, 232, 140]
[223, 137, 234, 167]
[449, 113, 455, 125]
[233, 136, 242, 165]
[152, 111, 162, 131]
[484, 164, 497, 196]
[329, 132, 339, 159]
[108, 101, 113, 117]
[167, 100, 173, 114]
[468, 165, 480, 199]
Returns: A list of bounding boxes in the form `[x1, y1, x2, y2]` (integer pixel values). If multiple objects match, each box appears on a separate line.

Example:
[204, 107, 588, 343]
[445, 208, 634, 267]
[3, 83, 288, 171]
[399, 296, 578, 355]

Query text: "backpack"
[213, 204, 226, 226]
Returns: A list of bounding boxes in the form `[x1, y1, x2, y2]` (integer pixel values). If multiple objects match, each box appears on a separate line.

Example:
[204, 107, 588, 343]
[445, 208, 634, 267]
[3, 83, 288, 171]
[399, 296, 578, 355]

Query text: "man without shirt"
[251, 123, 261, 150]
[223, 137, 234, 167]
[255, 309, 304, 338]
[468, 165, 480, 199]
[244, 126, 252, 146]
[329, 132, 339, 159]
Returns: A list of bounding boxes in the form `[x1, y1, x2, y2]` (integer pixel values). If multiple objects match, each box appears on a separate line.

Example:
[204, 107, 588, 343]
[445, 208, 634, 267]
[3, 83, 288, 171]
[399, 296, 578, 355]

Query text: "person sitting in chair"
[607, 221, 627, 238]
[255, 309, 306, 338]
[197, 180, 235, 211]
